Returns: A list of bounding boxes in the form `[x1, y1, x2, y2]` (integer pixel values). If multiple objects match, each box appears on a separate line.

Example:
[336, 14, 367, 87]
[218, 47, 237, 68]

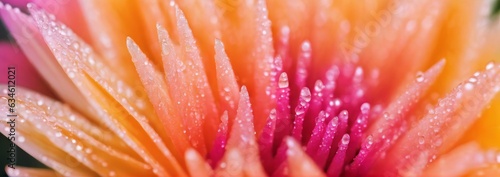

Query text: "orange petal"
[214, 86, 266, 177]
[6, 166, 59, 177]
[0, 3, 95, 121]
[214, 39, 240, 121]
[423, 142, 500, 176]
[286, 137, 326, 177]
[30, 6, 186, 176]
[127, 37, 190, 165]
[371, 63, 500, 176]
[217, 0, 276, 134]
[185, 148, 214, 177]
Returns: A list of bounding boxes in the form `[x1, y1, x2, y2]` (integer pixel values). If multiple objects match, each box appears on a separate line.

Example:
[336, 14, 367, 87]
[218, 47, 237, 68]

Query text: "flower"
[1, 0, 500, 176]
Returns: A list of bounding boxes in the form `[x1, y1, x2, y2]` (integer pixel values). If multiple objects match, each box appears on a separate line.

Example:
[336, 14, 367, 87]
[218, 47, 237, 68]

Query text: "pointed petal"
[215, 86, 266, 177]
[372, 63, 500, 175]
[6, 166, 59, 177]
[31, 0, 91, 42]
[185, 148, 213, 177]
[423, 142, 500, 176]
[286, 137, 326, 177]
[214, 39, 240, 120]
[0, 4, 95, 123]
[158, 23, 207, 155]
[217, 0, 275, 134]
[127, 38, 190, 166]
[30, 6, 185, 176]
[1, 86, 156, 176]
[352, 60, 445, 175]
[208, 111, 229, 167]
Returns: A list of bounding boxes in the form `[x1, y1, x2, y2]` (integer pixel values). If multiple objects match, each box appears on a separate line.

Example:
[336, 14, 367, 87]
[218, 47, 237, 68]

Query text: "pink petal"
[0, 42, 54, 98]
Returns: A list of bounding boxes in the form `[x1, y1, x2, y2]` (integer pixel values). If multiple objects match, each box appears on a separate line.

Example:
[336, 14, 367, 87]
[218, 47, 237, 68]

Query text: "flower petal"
[371, 63, 500, 176]
[214, 86, 266, 177]
[0, 3, 95, 121]
[5, 166, 59, 177]
[422, 142, 500, 176]
[30, 6, 186, 176]
[286, 137, 325, 177]
[0, 86, 155, 176]
[185, 148, 214, 177]
[0, 42, 54, 98]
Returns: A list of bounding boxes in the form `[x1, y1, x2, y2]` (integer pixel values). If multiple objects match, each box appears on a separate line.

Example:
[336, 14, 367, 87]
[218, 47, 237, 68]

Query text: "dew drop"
[464, 83, 474, 90]
[301, 41, 311, 52]
[300, 87, 312, 102]
[341, 134, 350, 145]
[295, 107, 305, 115]
[383, 112, 391, 120]
[269, 109, 277, 120]
[314, 80, 324, 92]
[360, 103, 370, 114]
[278, 72, 289, 88]
[334, 99, 341, 106]
[418, 136, 425, 145]
[486, 61, 495, 70]
[416, 71, 425, 82]
[18, 136, 25, 143]
[339, 110, 349, 120]
[280, 26, 290, 37]
[366, 135, 373, 148]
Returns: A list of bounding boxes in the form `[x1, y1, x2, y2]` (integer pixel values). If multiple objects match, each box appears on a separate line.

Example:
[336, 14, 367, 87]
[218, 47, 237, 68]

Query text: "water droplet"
[274, 56, 283, 71]
[418, 136, 425, 145]
[366, 135, 373, 148]
[18, 136, 25, 143]
[341, 134, 350, 145]
[109, 171, 116, 176]
[339, 110, 348, 122]
[360, 103, 370, 114]
[383, 112, 391, 120]
[295, 107, 305, 115]
[416, 72, 425, 82]
[486, 61, 495, 70]
[300, 87, 312, 102]
[314, 80, 324, 92]
[278, 72, 289, 88]
[334, 99, 341, 106]
[76, 145, 82, 151]
[464, 83, 474, 90]
[281, 26, 290, 37]
[301, 41, 311, 52]
[269, 109, 277, 120]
